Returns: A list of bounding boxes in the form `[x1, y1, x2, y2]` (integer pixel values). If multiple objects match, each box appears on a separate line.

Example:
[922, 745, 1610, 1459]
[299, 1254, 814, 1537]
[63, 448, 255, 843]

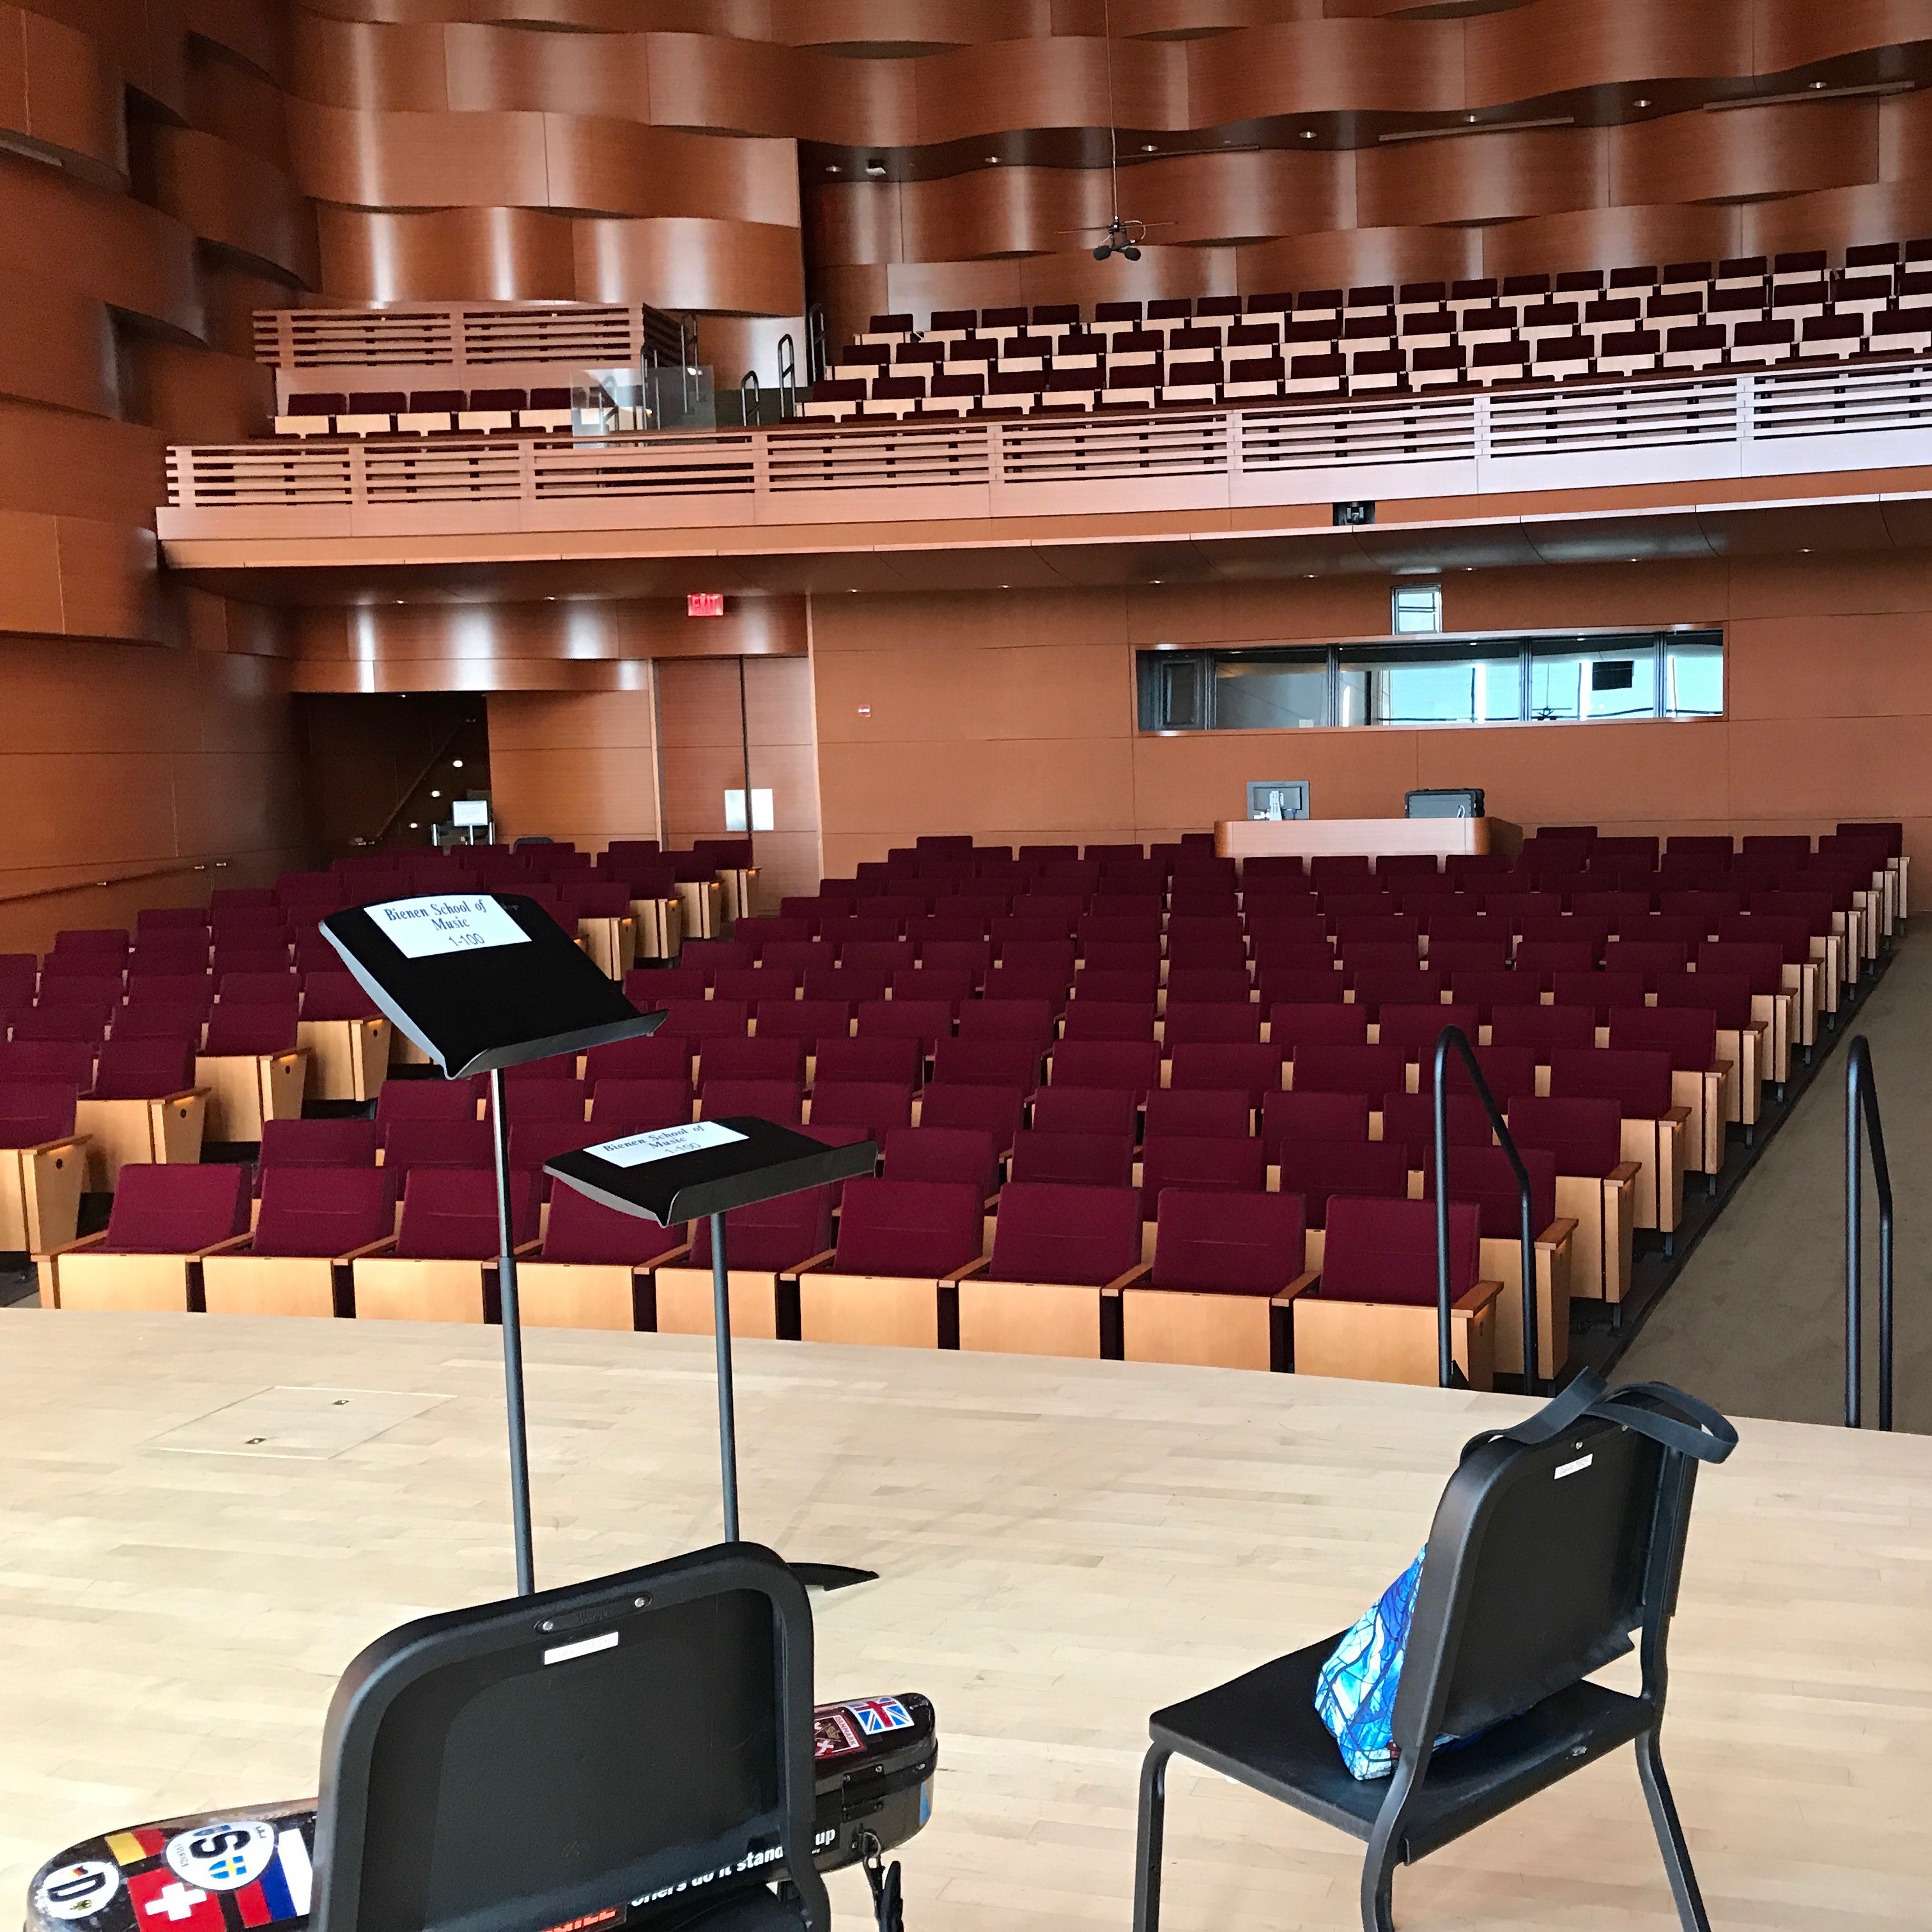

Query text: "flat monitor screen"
[359, 1591, 780, 1932]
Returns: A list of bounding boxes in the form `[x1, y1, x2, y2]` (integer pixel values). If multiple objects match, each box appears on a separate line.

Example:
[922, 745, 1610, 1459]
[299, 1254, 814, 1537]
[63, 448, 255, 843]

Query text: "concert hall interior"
[3, 3, 1931, 1931]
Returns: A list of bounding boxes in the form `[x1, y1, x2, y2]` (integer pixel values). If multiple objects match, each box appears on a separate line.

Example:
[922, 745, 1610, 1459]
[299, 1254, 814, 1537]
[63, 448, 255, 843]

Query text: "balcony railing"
[161, 359, 1932, 543]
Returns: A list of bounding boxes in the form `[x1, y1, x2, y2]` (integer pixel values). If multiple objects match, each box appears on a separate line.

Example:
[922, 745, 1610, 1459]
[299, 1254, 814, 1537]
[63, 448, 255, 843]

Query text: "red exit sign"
[686, 592, 725, 617]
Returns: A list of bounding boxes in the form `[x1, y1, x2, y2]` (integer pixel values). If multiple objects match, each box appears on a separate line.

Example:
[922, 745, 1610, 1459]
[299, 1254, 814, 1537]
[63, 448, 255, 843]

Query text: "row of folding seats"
[274, 387, 575, 437]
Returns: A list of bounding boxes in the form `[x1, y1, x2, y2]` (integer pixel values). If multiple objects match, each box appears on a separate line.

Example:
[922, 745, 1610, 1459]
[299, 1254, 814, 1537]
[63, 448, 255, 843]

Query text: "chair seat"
[1150, 1636, 1652, 1860]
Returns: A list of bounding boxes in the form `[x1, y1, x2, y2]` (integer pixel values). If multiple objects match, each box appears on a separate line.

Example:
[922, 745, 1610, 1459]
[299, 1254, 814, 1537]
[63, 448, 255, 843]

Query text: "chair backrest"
[1260, 1088, 1370, 1157]
[1421, 1143, 1558, 1236]
[583, 1033, 692, 1083]
[486, 1077, 588, 1123]
[538, 1181, 686, 1265]
[1607, 1005, 1717, 1070]
[0, 1079, 78, 1147]
[957, 997, 1053, 1044]
[87, 1037, 194, 1101]
[0, 1039, 94, 1085]
[1549, 1047, 1674, 1118]
[202, 1000, 298, 1055]
[1420, 1043, 1538, 1104]
[930, 1035, 1044, 1090]
[807, 1079, 913, 1138]
[1007, 1128, 1134, 1189]
[376, 1079, 480, 1129]
[310, 1545, 828, 1932]
[686, 1184, 837, 1271]
[698, 1078, 804, 1126]
[1290, 1040, 1405, 1096]
[700, 1034, 807, 1086]
[830, 1174, 981, 1283]
[300, 971, 382, 1021]
[1490, 1004, 1597, 1055]
[395, 1166, 537, 1258]
[1152, 1188, 1307, 1294]
[259, 1117, 381, 1168]
[1028, 1085, 1136, 1139]
[918, 1081, 1024, 1147]
[1267, 1003, 1368, 1051]
[1652, 968, 1753, 1031]
[1321, 1195, 1481, 1306]
[103, 1163, 251, 1253]
[1061, 998, 1157, 1042]
[855, 997, 950, 1055]
[987, 1180, 1140, 1285]
[1168, 1040, 1283, 1104]
[589, 1077, 695, 1132]
[1048, 1038, 1159, 1099]
[1392, 1387, 1720, 1759]
[659, 998, 752, 1042]
[1275, 1140, 1412, 1226]
[1161, 1000, 1262, 1047]
[251, 1166, 396, 1258]
[1506, 1095, 1624, 1178]
[1142, 1087, 1249, 1140]
[1378, 1090, 1492, 1163]
[1140, 1134, 1267, 1219]
[880, 1124, 996, 1191]
[380, 1117, 495, 1175]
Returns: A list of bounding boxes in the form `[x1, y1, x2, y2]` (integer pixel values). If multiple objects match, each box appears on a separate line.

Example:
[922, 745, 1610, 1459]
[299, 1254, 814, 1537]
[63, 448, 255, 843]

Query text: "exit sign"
[687, 592, 725, 617]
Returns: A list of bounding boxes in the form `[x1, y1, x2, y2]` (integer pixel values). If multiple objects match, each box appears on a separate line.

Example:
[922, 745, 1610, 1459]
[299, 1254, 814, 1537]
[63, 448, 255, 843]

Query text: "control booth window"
[1138, 628, 1722, 733]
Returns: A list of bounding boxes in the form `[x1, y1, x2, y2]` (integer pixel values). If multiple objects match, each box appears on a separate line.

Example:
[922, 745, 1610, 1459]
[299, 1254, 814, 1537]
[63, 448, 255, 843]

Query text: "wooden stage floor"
[2, 1311, 1928, 1932]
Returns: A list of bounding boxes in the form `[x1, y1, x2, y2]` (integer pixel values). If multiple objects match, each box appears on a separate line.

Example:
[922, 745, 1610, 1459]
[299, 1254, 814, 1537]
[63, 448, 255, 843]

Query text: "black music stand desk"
[547, 1117, 880, 1590]
[321, 892, 663, 1596]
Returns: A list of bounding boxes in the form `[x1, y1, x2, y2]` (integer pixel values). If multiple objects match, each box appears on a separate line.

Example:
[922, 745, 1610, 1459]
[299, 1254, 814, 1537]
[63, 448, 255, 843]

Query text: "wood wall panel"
[1357, 127, 1608, 231]
[3, 4, 125, 178]
[488, 686, 663, 853]
[808, 559, 1932, 877]
[138, 124, 318, 285]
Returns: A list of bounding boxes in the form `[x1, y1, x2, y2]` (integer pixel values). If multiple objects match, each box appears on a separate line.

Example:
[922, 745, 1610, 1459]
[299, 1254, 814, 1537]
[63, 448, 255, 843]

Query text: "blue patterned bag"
[1313, 1550, 1426, 1780]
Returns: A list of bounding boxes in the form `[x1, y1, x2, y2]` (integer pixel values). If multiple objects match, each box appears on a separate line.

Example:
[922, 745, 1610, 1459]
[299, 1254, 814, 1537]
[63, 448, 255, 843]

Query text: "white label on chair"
[368, 895, 531, 959]
[589, 1121, 748, 1167]
[544, 1630, 619, 1665]
[1554, 1453, 1594, 1480]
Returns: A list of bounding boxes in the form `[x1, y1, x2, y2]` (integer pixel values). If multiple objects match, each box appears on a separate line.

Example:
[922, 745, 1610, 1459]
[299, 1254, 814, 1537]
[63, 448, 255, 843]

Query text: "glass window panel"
[1342, 642, 1524, 725]
[1214, 653, 1329, 729]
[1528, 642, 1657, 722]
[1663, 637, 1724, 718]
[1391, 585, 1443, 634]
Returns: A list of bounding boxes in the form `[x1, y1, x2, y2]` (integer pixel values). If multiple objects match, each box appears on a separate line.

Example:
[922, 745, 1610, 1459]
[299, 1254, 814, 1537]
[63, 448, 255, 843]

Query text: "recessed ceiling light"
[408, 822, 419, 830]
[985, 155, 1000, 164]
[430, 790, 441, 799]
[865, 158, 886, 176]
[826, 164, 842, 174]
[1634, 98, 1650, 108]
[1301, 130, 1316, 139]
[451, 759, 464, 769]
[1150, 578, 1162, 583]
[1141, 143, 1157, 153]
[1465, 113, 1478, 123]
[1811, 79, 1827, 88]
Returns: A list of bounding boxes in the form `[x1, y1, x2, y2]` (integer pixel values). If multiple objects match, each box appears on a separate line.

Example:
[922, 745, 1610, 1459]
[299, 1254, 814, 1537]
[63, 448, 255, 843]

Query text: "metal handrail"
[1845, 1035, 1896, 1430]
[1432, 1026, 1541, 1395]
[0, 858, 229, 908]
[807, 305, 828, 384]
[364, 716, 474, 849]
[777, 332, 798, 418]
[740, 369, 762, 424]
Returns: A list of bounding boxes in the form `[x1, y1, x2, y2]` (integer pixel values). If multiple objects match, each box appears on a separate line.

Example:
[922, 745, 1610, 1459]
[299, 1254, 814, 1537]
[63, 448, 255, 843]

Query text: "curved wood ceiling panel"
[1356, 127, 1609, 229]
[1186, 20, 1463, 121]
[575, 216, 805, 313]
[1612, 100, 1882, 208]
[142, 126, 318, 286]
[1463, 0, 1756, 106]
[316, 203, 576, 301]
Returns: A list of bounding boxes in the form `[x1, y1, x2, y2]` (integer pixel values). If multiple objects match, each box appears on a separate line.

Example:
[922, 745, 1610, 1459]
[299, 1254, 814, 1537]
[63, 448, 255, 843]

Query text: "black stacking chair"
[1132, 1376, 1736, 1932]
[314, 1542, 828, 1932]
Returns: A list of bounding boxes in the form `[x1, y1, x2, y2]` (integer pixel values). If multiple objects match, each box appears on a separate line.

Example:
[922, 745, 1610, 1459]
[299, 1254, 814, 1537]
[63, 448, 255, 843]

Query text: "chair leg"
[1635, 1728, 1712, 1932]
[1131, 1745, 1171, 1932]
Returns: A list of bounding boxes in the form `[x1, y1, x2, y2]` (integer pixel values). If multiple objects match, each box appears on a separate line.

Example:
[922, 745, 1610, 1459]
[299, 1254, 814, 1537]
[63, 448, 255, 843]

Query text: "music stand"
[322, 892, 662, 1598]
[546, 1117, 880, 1590]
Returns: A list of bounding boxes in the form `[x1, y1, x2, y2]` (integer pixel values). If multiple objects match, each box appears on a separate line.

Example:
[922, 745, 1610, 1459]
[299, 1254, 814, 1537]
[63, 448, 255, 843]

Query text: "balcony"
[158, 359, 1932, 565]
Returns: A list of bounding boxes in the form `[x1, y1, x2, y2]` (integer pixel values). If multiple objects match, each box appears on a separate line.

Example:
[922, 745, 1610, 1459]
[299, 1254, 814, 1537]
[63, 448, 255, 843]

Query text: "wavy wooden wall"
[0, 0, 315, 946]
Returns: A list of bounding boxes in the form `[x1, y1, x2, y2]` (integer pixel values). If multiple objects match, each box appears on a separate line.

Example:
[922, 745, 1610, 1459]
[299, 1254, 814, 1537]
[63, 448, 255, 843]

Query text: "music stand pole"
[711, 1208, 742, 1542]
[489, 1064, 537, 1596]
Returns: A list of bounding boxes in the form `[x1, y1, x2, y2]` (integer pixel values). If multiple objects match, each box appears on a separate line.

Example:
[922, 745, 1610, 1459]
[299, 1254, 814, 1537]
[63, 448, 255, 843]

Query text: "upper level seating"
[803, 243, 1932, 424]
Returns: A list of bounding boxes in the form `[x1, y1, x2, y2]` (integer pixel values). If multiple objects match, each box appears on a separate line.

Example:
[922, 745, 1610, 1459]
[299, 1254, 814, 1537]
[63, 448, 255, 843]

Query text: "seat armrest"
[1455, 1278, 1505, 1313]
[1607, 1161, 1641, 1186]
[1274, 1269, 1320, 1304]
[160, 1086, 210, 1104]
[1109, 1260, 1155, 1291]
[1536, 1216, 1579, 1249]
[335, 1235, 398, 1263]
[190, 1233, 256, 1261]
[781, 1248, 838, 1280]
[35, 1228, 109, 1264]
[29, 1133, 86, 1157]
[1661, 1105, 1691, 1128]
[641, 1240, 693, 1270]
[941, 1254, 993, 1285]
